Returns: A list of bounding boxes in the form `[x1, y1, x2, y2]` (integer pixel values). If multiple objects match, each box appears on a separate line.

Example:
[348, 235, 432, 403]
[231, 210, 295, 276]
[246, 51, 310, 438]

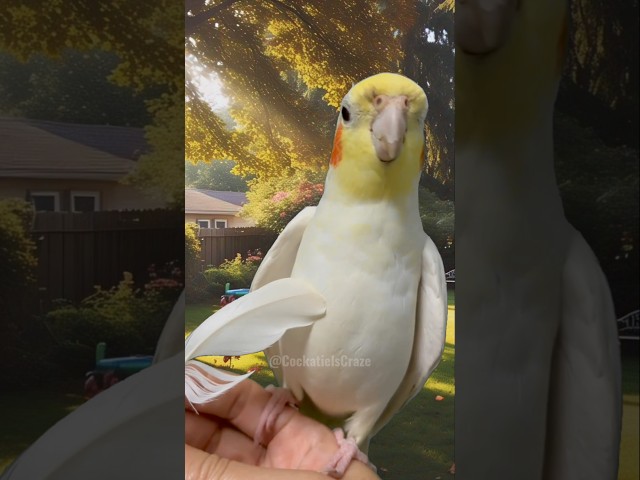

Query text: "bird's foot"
[254, 384, 298, 446]
[322, 429, 376, 479]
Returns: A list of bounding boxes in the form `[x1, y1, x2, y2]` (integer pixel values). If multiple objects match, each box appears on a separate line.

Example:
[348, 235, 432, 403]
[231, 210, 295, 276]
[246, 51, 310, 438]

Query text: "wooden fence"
[197, 227, 278, 269]
[32, 210, 184, 306]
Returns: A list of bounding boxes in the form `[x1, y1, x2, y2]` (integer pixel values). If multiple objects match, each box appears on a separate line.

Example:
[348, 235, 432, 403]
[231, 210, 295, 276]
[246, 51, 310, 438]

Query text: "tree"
[560, 0, 639, 148]
[241, 172, 325, 232]
[0, 50, 154, 126]
[185, 0, 455, 198]
[555, 0, 639, 316]
[0, 199, 37, 386]
[405, 1, 454, 198]
[0, 199, 37, 322]
[554, 111, 638, 316]
[0, 1, 182, 91]
[185, 159, 251, 191]
[0, 0, 185, 205]
[0, 199, 37, 383]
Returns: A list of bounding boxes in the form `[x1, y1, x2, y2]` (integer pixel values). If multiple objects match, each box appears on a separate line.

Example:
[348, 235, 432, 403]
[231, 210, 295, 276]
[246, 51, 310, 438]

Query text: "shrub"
[202, 267, 242, 295]
[185, 222, 201, 277]
[242, 172, 325, 233]
[419, 187, 455, 272]
[203, 251, 263, 296]
[0, 199, 37, 322]
[43, 268, 181, 377]
[0, 199, 37, 386]
[144, 260, 184, 302]
[185, 222, 212, 303]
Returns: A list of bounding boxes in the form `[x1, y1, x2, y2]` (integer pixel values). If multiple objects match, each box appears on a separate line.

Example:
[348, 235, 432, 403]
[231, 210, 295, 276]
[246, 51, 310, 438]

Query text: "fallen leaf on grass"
[435, 395, 445, 401]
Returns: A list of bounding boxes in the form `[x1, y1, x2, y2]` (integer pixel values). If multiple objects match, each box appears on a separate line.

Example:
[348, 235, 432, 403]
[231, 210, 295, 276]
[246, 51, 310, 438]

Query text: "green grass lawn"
[187, 290, 638, 479]
[186, 296, 456, 479]
[0, 382, 84, 474]
[619, 344, 639, 480]
[185, 302, 221, 335]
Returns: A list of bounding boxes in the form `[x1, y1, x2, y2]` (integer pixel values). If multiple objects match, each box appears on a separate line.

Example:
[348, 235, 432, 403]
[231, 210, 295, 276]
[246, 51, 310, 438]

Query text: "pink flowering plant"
[241, 172, 325, 233]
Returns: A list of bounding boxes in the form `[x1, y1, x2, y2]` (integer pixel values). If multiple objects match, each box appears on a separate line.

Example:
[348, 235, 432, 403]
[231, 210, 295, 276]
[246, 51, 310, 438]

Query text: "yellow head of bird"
[326, 72, 428, 201]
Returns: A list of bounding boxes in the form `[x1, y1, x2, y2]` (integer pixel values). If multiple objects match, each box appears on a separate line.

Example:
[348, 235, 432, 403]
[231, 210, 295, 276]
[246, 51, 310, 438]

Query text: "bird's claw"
[254, 385, 298, 446]
[322, 429, 375, 478]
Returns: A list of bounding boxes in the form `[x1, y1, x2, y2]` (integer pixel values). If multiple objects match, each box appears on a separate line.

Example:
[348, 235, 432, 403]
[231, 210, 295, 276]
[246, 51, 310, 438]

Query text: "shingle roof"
[24, 117, 149, 160]
[199, 190, 247, 206]
[0, 116, 147, 180]
[185, 189, 248, 214]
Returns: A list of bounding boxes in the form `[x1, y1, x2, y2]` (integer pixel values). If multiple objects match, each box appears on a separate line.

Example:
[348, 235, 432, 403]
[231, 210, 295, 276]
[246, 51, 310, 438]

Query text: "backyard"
[186, 290, 639, 480]
[186, 290, 456, 479]
[1, 291, 636, 477]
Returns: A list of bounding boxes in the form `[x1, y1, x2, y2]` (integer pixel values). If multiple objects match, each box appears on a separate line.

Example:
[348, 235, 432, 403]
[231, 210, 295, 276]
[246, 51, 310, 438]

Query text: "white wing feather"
[185, 277, 324, 360]
[543, 232, 622, 478]
[184, 276, 325, 404]
[371, 234, 448, 436]
[251, 206, 316, 289]
[251, 206, 316, 385]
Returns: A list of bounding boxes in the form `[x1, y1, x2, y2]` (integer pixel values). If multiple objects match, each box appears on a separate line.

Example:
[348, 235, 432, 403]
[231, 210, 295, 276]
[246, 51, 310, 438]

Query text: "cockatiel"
[455, 1, 622, 479]
[185, 72, 447, 475]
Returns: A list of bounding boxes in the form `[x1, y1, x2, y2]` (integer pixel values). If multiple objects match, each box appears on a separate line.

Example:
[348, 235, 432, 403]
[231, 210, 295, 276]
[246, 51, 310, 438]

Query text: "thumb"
[185, 445, 327, 480]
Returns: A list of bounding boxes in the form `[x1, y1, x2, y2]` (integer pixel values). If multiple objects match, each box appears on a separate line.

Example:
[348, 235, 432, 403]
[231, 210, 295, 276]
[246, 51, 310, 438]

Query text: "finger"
[188, 376, 295, 443]
[186, 410, 265, 464]
[187, 377, 334, 465]
[186, 376, 381, 477]
[185, 444, 328, 480]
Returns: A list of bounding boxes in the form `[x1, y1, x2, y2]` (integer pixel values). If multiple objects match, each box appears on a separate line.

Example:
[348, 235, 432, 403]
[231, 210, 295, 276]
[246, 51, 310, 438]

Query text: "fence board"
[32, 210, 183, 306]
[197, 227, 277, 269]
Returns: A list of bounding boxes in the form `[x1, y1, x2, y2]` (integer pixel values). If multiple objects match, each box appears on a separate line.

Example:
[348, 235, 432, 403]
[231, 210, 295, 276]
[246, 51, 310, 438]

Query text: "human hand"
[185, 377, 379, 480]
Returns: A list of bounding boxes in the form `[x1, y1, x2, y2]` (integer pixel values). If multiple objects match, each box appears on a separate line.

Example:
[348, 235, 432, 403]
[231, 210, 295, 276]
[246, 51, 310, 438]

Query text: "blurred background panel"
[0, 1, 184, 476]
[455, 0, 638, 478]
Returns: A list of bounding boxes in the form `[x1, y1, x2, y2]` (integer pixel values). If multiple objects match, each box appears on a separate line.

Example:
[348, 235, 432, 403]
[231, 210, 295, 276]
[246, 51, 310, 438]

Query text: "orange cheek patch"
[330, 123, 343, 167]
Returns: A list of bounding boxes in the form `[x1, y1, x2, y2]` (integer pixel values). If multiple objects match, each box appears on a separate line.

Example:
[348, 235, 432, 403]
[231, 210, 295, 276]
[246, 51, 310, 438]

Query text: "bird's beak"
[371, 95, 409, 162]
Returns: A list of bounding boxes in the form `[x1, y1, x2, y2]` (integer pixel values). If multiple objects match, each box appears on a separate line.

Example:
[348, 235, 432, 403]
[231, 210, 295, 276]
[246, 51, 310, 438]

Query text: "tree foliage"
[186, 0, 454, 198]
[241, 171, 326, 233]
[0, 199, 37, 322]
[0, 0, 185, 204]
[567, 0, 638, 112]
[418, 187, 454, 263]
[0, 50, 153, 126]
[554, 111, 638, 315]
[555, 1, 639, 314]
[561, 0, 639, 148]
[0, 1, 182, 91]
[185, 159, 251, 191]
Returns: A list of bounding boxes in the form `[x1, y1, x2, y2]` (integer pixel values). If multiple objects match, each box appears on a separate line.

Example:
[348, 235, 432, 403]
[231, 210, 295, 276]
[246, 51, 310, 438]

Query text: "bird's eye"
[341, 106, 351, 122]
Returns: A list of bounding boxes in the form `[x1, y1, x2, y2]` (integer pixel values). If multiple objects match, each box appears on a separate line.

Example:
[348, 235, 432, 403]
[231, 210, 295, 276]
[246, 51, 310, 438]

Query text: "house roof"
[23, 117, 149, 160]
[185, 189, 248, 215]
[0, 116, 147, 181]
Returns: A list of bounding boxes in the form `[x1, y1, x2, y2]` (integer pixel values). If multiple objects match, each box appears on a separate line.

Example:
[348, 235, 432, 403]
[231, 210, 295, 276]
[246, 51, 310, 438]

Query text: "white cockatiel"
[455, 1, 622, 479]
[185, 72, 447, 470]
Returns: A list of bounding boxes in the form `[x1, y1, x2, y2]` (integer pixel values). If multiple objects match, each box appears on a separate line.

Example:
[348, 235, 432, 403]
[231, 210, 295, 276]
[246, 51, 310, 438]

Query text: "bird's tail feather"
[185, 361, 254, 407]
